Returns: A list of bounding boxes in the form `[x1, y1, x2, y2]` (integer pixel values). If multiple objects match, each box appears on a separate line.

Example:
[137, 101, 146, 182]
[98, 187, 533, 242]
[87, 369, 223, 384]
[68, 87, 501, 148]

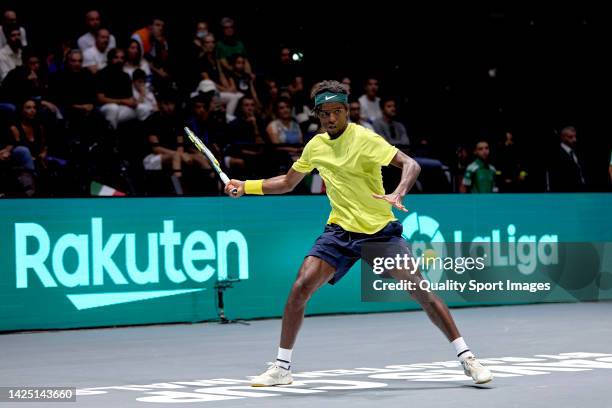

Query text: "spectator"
[266, 97, 302, 144]
[348, 99, 374, 130]
[412, 135, 436, 158]
[547, 126, 586, 192]
[0, 9, 27, 49]
[185, 94, 212, 146]
[227, 54, 259, 105]
[49, 49, 96, 119]
[229, 96, 265, 145]
[187, 92, 234, 176]
[184, 21, 210, 90]
[132, 68, 157, 121]
[190, 95, 246, 192]
[226, 96, 266, 177]
[1, 50, 60, 116]
[123, 39, 152, 80]
[205, 93, 232, 153]
[217, 17, 253, 76]
[195, 34, 230, 91]
[132, 17, 169, 83]
[191, 21, 210, 60]
[452, 145, 469, 192]
[287, 75, 312, 126]
[10, 99, 48, 170]
[261, 78, 279, 121]
[96, 48, 137, 129]
[0, 24, 22, 82]
[496, 131, 526, 192]
[46, 39, 72, 75]
[373, 97, 409, 146]
[132, 17, 166, 59]
[273, 47, 301, 89]
[77, 10, 117, 52]
[83, 28, 111, 74]
[192, 78, 242, 122]
[461, 140, 498, 193]
[0, 119, 33, 171]
[341, 77, 352, 94]
[456, 145, 469, 173]
[358, 77, 382, 123]
[266, 97, 303, 165]
[0, 121, 35, 196]
[145, 91, 209, 178]
[11, 99, 67, 189]
[48, 48, 100, 161]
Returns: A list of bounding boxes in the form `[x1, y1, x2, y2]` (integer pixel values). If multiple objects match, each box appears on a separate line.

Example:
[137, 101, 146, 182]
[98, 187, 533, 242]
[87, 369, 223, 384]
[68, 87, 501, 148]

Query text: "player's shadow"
[263, 381, 493, 400]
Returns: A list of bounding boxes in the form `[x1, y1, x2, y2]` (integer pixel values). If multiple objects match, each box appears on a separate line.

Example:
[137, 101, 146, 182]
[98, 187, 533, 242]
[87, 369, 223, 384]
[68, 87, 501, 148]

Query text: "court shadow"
[260, 381, 494, 400]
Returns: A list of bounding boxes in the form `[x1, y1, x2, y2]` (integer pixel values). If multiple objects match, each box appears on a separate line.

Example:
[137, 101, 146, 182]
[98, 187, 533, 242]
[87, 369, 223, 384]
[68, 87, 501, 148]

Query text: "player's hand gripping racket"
[184, 127, 238, 195]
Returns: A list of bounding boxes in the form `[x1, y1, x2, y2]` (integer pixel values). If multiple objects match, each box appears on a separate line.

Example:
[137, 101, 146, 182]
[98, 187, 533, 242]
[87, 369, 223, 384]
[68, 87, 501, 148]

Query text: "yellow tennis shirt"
[292, 123, 399, 234]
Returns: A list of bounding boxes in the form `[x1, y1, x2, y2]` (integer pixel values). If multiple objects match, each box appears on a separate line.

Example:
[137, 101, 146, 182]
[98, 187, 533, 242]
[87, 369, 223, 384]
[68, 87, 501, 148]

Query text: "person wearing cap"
[193, 78, 243, 122]
[223, 80, 493, 387]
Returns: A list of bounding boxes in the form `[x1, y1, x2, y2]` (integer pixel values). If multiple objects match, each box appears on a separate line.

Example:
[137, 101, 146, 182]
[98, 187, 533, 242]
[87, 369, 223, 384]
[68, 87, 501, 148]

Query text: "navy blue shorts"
[307, 221, 412, 285]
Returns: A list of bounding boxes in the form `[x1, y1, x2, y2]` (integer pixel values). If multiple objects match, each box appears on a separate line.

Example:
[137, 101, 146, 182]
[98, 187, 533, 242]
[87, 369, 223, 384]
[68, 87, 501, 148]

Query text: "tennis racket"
[184, 127, 238, 195]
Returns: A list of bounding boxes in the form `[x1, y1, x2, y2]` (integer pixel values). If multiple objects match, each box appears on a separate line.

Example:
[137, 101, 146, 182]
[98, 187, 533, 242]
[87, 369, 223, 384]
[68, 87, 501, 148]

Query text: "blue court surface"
[1, 302, 611, 407]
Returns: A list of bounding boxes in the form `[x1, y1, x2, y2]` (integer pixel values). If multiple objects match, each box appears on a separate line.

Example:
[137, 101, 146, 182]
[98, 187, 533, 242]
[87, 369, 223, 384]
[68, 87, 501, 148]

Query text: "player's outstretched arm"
[224, 168, 307, 198]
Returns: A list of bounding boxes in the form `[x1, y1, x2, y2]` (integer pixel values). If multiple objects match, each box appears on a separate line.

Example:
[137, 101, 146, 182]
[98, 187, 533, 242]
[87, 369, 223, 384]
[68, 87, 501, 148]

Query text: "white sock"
[452, 337, 475, 361]
[276, 347, 292, 370]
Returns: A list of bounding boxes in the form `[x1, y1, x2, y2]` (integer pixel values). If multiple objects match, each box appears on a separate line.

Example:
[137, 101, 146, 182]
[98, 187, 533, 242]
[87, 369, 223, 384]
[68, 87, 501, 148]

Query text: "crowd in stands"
[0, 8, 610, 197]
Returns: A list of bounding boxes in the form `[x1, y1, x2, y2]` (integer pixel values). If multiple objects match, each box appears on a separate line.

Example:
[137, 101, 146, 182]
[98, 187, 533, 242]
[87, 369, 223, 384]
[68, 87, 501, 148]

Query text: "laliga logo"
[401, 213, 447, 283]
[401, 212, 559, 279]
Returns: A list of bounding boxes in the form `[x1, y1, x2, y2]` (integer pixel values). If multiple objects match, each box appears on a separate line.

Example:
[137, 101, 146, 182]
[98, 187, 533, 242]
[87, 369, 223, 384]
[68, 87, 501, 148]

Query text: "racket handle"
[220, 173, 238, 195]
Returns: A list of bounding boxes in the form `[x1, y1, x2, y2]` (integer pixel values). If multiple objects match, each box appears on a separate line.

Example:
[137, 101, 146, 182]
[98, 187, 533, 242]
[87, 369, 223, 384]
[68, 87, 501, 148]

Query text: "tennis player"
[224, 80, 493, 386]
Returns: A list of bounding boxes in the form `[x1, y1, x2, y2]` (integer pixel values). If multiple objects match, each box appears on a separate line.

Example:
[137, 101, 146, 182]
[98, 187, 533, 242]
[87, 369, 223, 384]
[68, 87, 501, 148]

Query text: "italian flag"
[305, 173, 325, 194]
[90, 181, 126, 197]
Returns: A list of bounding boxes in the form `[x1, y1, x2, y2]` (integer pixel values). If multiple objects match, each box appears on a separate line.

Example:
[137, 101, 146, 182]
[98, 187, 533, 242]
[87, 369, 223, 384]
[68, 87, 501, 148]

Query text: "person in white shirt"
[0, 10, 27, 49]
[348, 99, 374, 130]
[77, 10, 116, 51]
[123, 39, 151, 80]
[82, 28, 111, 74]
[358, 77, 382, 124]
[131, 68, 157, 121]
[0, 25, 22, 82]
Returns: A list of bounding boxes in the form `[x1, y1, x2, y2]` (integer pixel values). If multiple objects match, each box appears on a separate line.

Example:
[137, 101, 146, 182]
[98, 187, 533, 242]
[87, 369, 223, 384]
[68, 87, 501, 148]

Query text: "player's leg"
[251, 256, 335, 387]
[389, 265, 460, 340]
[280, 256, 336, 349]
[359, 222, 493, 384]
[388, 261, 493, 384]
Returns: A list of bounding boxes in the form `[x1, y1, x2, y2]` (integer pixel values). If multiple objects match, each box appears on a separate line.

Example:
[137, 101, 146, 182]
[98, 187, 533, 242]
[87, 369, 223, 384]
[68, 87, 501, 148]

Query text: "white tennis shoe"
[250, 362, 293, 387]
[462, 356, 493, 384]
